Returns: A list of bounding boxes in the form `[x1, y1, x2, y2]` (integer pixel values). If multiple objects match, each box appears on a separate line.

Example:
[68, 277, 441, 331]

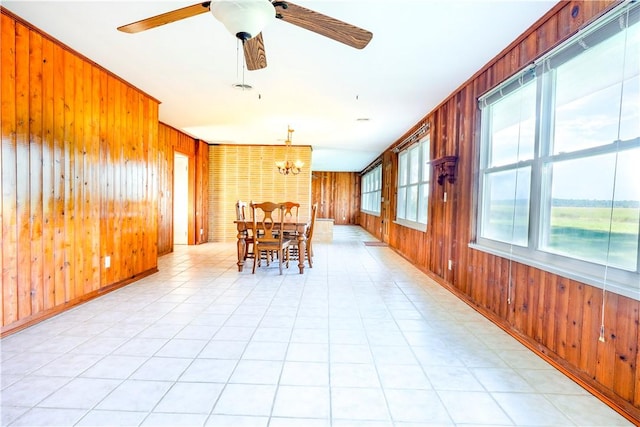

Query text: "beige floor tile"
[0, 226, 633, 427]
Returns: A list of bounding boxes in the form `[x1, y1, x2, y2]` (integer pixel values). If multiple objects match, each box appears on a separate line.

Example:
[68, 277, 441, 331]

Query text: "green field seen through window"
[485, 202, 639, 270]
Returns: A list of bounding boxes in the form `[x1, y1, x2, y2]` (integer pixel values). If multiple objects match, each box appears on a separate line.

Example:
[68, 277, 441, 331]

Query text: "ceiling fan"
[118, 0, 373, 71]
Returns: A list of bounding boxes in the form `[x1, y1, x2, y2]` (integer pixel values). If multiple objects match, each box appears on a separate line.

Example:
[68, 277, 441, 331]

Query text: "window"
[396, 135, 430, 230]
[361, 164, 382, 215]
[475, 3, 640, 300]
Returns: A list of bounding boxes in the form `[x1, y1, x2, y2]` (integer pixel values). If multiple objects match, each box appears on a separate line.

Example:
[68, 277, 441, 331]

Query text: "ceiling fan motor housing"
[211, 0, 274, 41]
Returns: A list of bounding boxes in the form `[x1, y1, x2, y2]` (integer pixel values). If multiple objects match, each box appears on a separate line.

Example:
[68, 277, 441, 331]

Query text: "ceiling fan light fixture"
[211, 0, 274, 41]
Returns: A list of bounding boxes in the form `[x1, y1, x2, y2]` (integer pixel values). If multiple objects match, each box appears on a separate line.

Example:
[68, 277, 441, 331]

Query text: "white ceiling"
[3, 0, 557, 171]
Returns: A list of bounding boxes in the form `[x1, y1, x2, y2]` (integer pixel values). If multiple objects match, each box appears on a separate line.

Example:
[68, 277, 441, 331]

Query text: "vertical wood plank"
[555, 277, 570, 359]
[532, 267, 545, 344]
[86, 62, 100, 292]
[166, 124, 173, 251]
[525, 265, 539, 338]
[1, 13, 18, 325]
[147, 98, 159, 265]
[138, 93, 143, 271]
[119, 83, 128, 278]
[123, 84, 132, 278]
[566, 280, 584, 366]
[613, 298, 638, 401]
[489, 254, 498, 314]
[113, 80, 123, 282]
[200, 140, 210, 244]
[157, 124, 169, 254]
[513, 263, 528, 329]
[542, 273, 557, 352]
[538, 11, 558, 54]
[129, 86, 137, 276]
[139, 95, 148, 268]
[482, 254, 494, 313]
[188, 154, 196, 245]
[15, 23, 32, 320]
[29, 30, 44, 315]
[52, 42, 66, 307]
[63, 48, 75, 302]
[127, 91, 136, 273]
[73, 54, 85, 299]
[578, 284, 599, 376]
[596, 293, 618, 389]
[41, 36, 56, 310]
[105, 77, 117, 284]
[555, 1, 573, 42]
[99, 68, 109, 287]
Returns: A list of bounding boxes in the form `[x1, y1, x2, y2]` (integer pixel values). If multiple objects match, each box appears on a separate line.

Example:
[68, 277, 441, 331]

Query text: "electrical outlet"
[448, 259, 452, 270]
[200, 228, 204, 235]
[104, 256, 111, 268]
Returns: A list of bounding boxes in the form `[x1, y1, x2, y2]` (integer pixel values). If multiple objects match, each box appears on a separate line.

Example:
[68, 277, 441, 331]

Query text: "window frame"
[361, 163, 382, 216]
[395, 135, 431, 231]
[473, 2, 640, 301]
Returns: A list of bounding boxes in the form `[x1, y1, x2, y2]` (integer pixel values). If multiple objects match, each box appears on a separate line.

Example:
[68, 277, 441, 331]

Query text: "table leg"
[237, 232, 246, 272]
[297, 235, 306, 274]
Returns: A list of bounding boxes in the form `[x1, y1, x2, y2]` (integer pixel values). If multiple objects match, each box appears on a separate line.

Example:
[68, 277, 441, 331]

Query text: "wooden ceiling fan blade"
[276, 2, 372, 49]
[118, 2, 212, 34]
[244, 33, 267, 71]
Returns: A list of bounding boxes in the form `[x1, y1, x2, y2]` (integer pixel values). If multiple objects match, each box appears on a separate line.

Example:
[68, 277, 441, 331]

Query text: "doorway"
[173, 152, 189, 245]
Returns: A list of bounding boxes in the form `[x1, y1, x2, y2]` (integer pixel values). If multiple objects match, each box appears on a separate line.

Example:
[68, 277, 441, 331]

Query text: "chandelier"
[276, 126, 304, 175]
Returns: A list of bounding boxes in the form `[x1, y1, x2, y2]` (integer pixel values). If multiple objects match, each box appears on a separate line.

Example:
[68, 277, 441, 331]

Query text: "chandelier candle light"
[276, 126, 304, 175]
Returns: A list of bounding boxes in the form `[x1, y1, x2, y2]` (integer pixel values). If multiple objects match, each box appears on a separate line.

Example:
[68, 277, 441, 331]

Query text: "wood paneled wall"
[1, 9, 160, 334]
[311, 172, 360, 225]
[156, 124, 175, 255]
[156, 123, 208, 254]
[195, 140, 209, 245]
[360, 0, 639, 420]
[208, 144, 312, 242]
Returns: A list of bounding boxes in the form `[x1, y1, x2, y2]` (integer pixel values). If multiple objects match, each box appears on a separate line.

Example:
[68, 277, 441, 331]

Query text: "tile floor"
[0, 226, 634, 426]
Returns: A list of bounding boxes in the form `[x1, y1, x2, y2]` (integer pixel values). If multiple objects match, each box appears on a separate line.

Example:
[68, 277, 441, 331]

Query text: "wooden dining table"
[234, 219, 309, 274]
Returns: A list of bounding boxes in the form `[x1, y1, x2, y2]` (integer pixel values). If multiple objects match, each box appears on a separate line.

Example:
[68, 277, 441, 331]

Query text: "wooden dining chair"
[279, 201, 301, 238]
[235, 200, 254, 260]
[280, 201, 300, 221]
[289, 203, 317, 268]
[251, 202, 293, 275]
